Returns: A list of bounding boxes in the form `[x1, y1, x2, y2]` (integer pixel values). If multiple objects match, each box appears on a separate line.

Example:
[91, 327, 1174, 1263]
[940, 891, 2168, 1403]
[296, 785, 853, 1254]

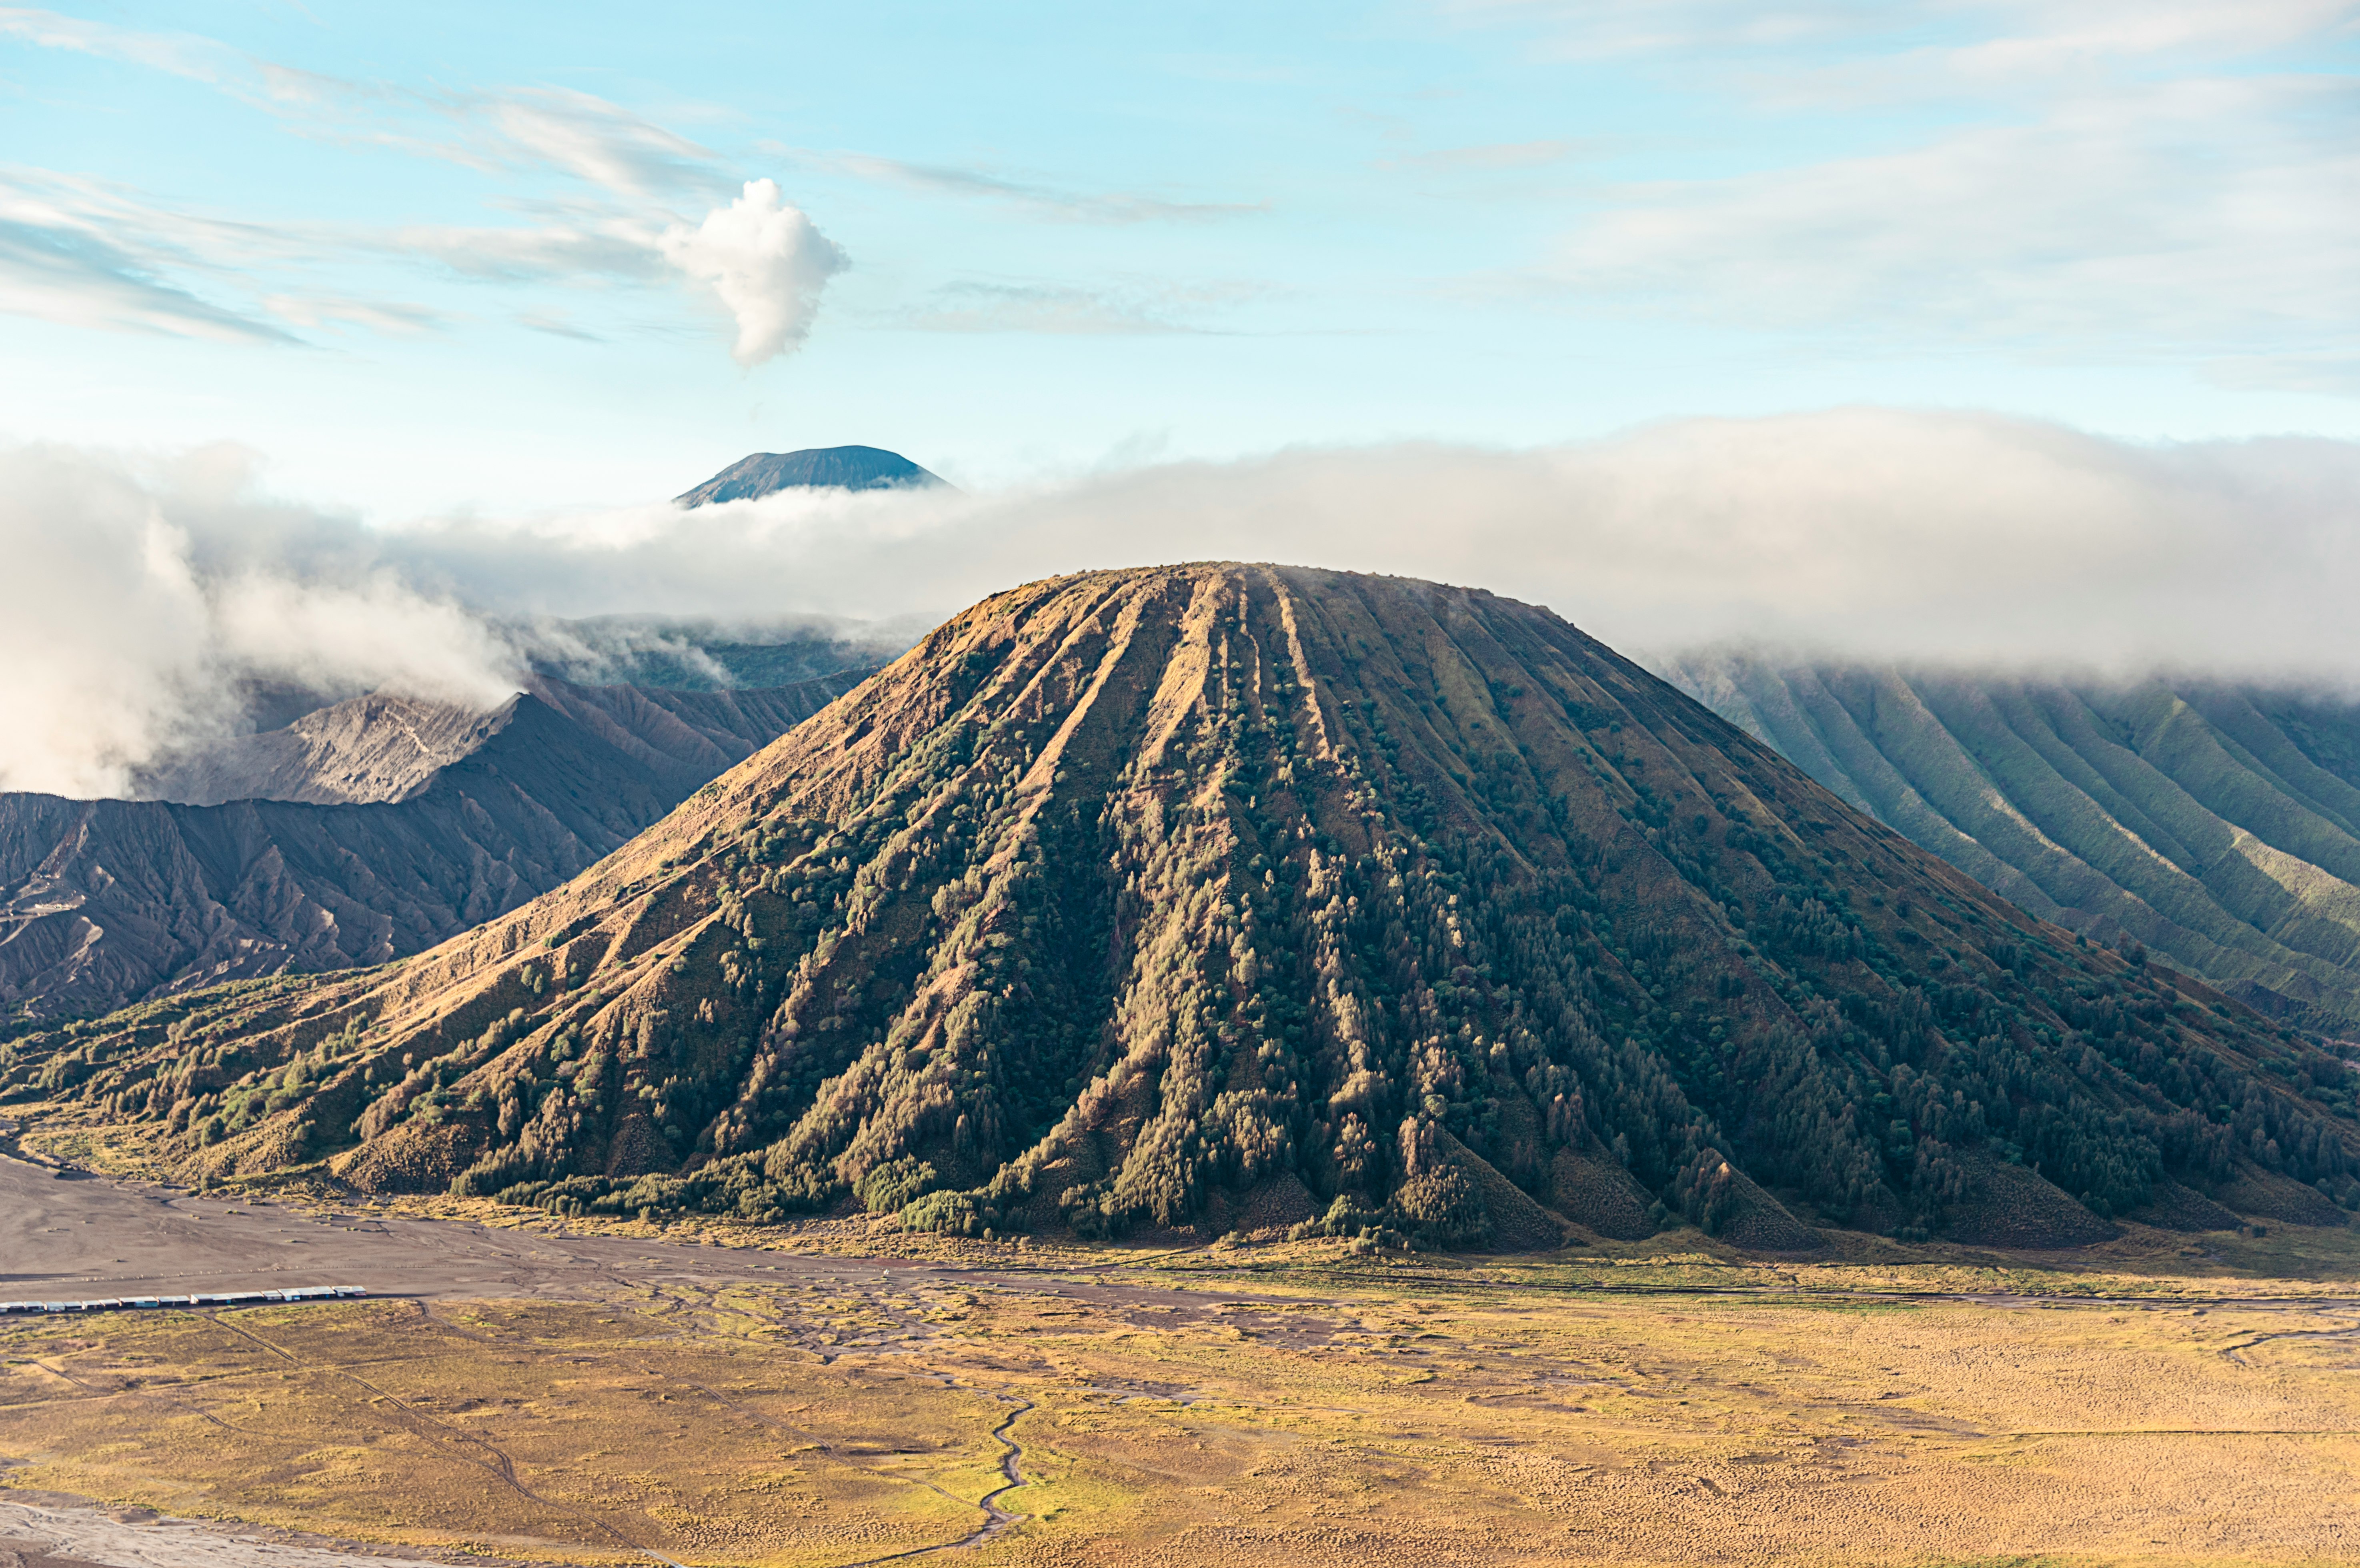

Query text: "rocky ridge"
[0, 672, 869, 1019]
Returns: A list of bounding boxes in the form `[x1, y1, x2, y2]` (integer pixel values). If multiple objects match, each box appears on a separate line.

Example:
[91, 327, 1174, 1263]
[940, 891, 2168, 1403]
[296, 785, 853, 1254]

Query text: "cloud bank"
[373, 408, 2360, 680]
[0, 443, 521, 798]
[9, 408, 2358, 796]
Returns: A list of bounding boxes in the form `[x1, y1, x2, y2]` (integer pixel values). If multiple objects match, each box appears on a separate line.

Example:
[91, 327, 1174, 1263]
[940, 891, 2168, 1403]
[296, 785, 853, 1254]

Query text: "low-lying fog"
[8, 406, 2356, 797]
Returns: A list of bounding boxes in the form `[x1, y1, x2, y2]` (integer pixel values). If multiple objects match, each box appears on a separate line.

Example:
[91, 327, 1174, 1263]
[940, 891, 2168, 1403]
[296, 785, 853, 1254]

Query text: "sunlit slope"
[1663, 654, 2360, 1035]
[0, 672, 869, 1019]
[10, 566, 2357, 1248]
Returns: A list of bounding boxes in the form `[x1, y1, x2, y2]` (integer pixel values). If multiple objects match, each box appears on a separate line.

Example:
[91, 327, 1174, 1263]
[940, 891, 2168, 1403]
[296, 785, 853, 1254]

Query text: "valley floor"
[4, 1154, 2359, 1568]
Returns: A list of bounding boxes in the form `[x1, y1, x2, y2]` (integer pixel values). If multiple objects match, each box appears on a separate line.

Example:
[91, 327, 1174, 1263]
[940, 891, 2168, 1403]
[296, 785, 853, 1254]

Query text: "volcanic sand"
[5, 1155, 2360, 1567]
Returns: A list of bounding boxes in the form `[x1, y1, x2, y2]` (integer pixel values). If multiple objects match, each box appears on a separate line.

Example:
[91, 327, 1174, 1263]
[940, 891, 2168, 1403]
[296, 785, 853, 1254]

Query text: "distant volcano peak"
[676, 446, 948, 506]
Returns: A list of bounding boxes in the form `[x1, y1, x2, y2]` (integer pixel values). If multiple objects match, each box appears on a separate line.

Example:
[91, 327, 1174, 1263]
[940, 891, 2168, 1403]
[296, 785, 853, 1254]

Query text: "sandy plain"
[5, 1152, 2360, 1568]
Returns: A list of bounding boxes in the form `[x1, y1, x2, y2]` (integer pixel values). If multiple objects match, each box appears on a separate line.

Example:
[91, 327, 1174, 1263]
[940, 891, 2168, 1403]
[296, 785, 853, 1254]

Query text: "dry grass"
[0, 1296, 993, 1566]
[5, 1253, 2360, 1567]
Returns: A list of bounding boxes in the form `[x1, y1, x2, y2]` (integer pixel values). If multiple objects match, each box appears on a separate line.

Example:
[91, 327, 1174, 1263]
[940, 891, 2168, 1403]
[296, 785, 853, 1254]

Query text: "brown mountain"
[8, 565, 2355, 1249]
[0, 674, 868, 1020]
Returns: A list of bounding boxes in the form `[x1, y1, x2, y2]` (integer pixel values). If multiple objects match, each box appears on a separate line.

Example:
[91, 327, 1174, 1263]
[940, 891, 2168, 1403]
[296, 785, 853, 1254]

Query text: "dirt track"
[0, 1498, 440, 1568]
[0, 1153, 1364, 1339]
[11, 1149, 2356, 1319]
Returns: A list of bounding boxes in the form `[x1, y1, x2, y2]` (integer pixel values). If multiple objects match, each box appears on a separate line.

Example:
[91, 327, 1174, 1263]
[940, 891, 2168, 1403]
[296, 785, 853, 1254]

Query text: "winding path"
[969, 1397, 1036, 1545]
[2216, 1303, 2360, 1365]
[837, 1394, 1033, 1567]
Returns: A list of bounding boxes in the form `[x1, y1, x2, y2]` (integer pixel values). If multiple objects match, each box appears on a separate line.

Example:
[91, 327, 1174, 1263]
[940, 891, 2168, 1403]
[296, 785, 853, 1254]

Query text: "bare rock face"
[0, 673, 868, 1019]
[10, 565, 2356, 1250]
[137, 694, 510, 807]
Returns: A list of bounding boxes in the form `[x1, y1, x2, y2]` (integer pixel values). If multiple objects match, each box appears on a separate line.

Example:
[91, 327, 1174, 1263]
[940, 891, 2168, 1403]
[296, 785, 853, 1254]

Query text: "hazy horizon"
[4, 2, 2356, 794]
[7, 406, 2360, 797]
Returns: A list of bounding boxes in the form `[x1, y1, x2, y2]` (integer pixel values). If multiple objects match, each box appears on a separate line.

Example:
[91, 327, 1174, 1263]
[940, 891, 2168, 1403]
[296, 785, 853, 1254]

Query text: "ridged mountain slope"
[1660, 653, 2360, 1036]
[10, 566, 2356, 1250]
[0, 674, 868, 1020]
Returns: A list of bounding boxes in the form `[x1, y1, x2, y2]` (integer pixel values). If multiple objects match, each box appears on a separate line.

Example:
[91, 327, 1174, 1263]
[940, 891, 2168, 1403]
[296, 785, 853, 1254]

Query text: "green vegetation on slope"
[7, 567, 2358, 1250]
[1661, 654, 2360, 1037]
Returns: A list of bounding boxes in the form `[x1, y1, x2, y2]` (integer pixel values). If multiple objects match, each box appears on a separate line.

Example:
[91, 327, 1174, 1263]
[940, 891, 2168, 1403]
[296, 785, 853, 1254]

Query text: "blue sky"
[2, 0, 2356, 516]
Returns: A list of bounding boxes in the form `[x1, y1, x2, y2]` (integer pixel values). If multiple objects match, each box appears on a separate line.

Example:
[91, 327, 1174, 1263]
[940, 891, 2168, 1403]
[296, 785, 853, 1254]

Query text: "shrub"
[1391, 1165, 1490, 1250]
[902, 1188, 994, 1236]
[857, 1154, 938, 1214]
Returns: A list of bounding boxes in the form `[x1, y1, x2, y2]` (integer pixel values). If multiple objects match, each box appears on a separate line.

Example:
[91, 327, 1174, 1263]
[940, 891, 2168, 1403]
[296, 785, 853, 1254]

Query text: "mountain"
[0, 673, 870, 1021]
[9, 565, 2355, 1252]
[674, 446, 949, 507]
[134, 693, 514, 807]
[1659, 653, 2360, 1039]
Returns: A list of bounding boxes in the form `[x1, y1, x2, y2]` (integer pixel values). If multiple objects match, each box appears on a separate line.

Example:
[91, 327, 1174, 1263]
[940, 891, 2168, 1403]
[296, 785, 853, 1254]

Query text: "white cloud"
[1446, 0, 2360, 363]
[0, 164, 850, 364]
[0, 7, 228, 83]
[1442, 0, 2353, 66]
[784, 148, 1263, 224]
[1845, 0, 2350, 86]
[390, 216, 668, 284]
[0, 13, 729, 196]
[262, 293, 448, 334]
[0, 18, 837, 364]
[516, 310, 604, 342]
[0, 443, 520, 798]
[14, 411, 2360, 792]
[0, 168, 309, 341]
[658, 180, 847, 365]
[360, 409, 2360, 681]
[0, 160, 851, 363]
[0, 214, 295, 341]
[897, 279, 1212, 335]
[1544, 76, 2360, 347]
[469, 87, 723, 198]
[209, 573, 521, 707]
